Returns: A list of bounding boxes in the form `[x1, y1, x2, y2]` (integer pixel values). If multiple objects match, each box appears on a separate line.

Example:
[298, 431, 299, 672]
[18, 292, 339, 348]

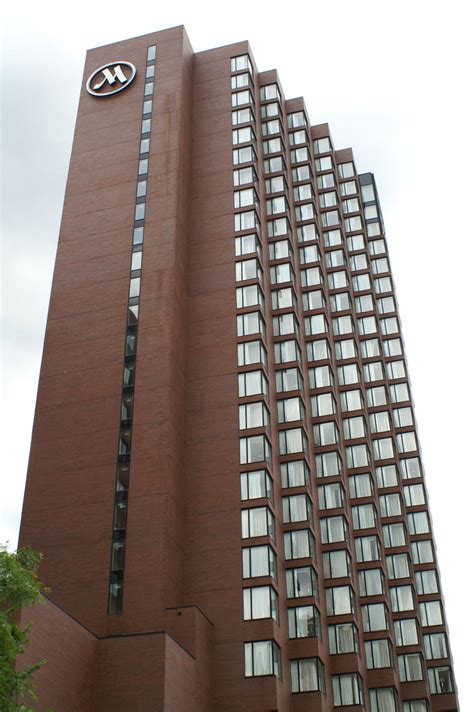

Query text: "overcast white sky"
[1, 0, 473, 706]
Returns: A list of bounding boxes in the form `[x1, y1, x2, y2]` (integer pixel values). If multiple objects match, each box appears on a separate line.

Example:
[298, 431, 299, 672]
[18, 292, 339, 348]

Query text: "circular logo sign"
[86, 61, 137, 97]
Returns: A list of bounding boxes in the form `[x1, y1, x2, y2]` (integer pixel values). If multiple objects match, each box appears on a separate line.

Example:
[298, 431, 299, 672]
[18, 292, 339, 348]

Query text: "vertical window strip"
[108, 44, 157, 614]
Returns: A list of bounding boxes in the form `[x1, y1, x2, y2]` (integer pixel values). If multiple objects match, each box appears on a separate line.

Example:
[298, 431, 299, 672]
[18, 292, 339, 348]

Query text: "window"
[320, 515, 348, 544]
[239, 435, 271, 465]
[332, 673, 363, 706]
[314, 136, 332, 153]
[264, 156, 285, 173]
[424, 632, 448, 660]
[260, 83, 280, 101]
[313, 421, 339, 446]
[237, 339, 266, 367]
[323, 549, 351, 579]
[289, 129, 308, 146]
[232, 107, 255, 126]
[369, 688, 397, 712]
[332, 315, 354, 336]
[231, 54, 252, 74]
[291, 658, 325, 693]
[291, 146, 310, 163]
[338, 364, 360, 386]
[372, 437, 395, 461]
[359, 568, 384, 596]
[365, 362, 385, 383]
[411, 539, 434, 564]
[384, 337, 403, 357]
[346, 444, 370, 468]
[408, 511, 430, 535]
[232, 89, 254, 107]
[274, 340, 301, 364]
[389, 383, 410, 403]
[328, 623, 359, 654]
[369, 412, 391, 435]
[318, 483, 344, 510]
[272, 287, 295, 310]
[383, 522, 406, 548]
[233, 126, 256, 145]
[402, 702, 428, 712]
[393, 406, 413, 428]
[279, 427, 308, 455]
[243, 585, 278, 620]
[303, 289, 325, 311]
[273, 313, 299, 337]
[282, 494, 312, 523]
[236, 311, 265, 337]
[307, 343, 331, 366]
[241, 506, 274, 538]
[379, 493, 402, 517]
[341, 180, 357, 196]
[335, 338, 357, 360]
[262, 118, 282, 136]
[234, 209, 259, 232]
[276, 367, 302, 393]
[358, 315, 378, 336]
[316, 451, 342, 478]
[242, 544, 276, 579]
[326, 585, 355, 615]
[286, 566, 317, 598]
[266, 195, 288, 215]
[270, 263, 294, 284]
[239, 401, 269, 430]
[416, 569, 438, 595]
[340, 389, 363, 412]
[428, 666, 453, 694]
[316, 155, 333, 171]
[235, 233, 261, 256]
[288, 606, 321, 639]
[236, 284, 263, 308]
[390, 585, 415, 612]
[328, 270, 348, 289]
[394, 618, 419, 646]
[261, 101, 280, 118]
[387, 553, 410, 580]
[297, 223, 317, 242]
[365, 639, 392, 669]
[400, 457, 422, 479]
[299, 244, 319, 265]
[349, 473, 373, 498]
[233, 145, 257, 164]
[352, 272, 371, 292]
[355, 535, 381, 562]
[305, 313, 328, 336]
[338, 162, 355, 178]
[367, 386, 387, 407]
[244, 640, 281, 678]
[234, 187, 258, 208]
[281, 460, 310, 488]
[398, 654, 424, 682]
[288, 111, 307, 128]
[240, 470, 273, 501]
[420, 600, 443, 627]
[352, 503, 376, 530]
[376, 464, 398, 488]
[362, 603, 388, 631]
[317, 172, 335, 189]
[343, 415, 365, 439]
[269, 235, 291, 255]
[387, 361, 406, 381]
[238, 370, 268, 397]
[284, 529, 315, 560]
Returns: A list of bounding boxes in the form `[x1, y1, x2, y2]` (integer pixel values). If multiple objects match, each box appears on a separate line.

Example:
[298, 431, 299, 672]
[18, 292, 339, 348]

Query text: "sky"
[1, 0, 473, 706]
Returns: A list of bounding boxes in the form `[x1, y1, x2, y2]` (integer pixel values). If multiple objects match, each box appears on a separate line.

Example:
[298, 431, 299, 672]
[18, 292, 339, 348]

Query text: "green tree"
[0, 544, 46, 712]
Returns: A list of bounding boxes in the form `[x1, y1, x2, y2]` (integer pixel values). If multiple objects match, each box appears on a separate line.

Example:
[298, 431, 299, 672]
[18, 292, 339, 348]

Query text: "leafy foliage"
[0, 544, 46, 712]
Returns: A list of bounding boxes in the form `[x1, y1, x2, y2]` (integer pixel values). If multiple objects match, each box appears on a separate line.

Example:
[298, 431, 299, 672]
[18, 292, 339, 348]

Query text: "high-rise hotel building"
[18, 25, 458, 712]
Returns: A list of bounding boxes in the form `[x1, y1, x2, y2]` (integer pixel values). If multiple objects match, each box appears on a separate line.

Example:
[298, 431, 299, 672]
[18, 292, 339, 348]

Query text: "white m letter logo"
[86, 61, 137, 97]
[93, 65, 128, 90]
